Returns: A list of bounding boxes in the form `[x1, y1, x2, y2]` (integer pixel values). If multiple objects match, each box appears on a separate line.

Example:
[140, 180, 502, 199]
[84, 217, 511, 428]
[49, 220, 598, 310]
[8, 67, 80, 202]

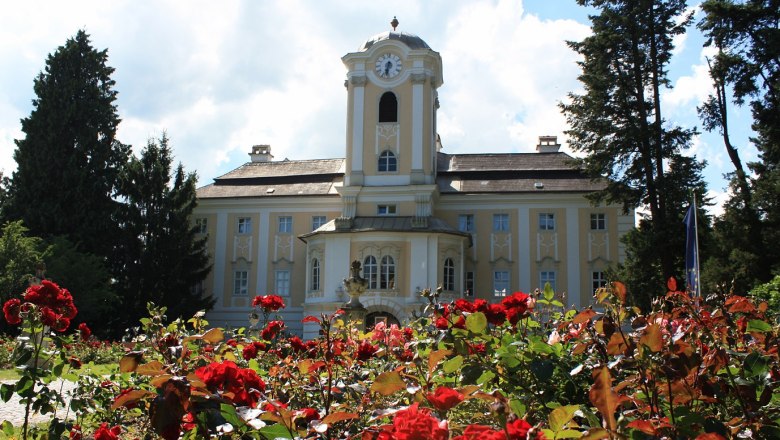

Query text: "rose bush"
[2, 278, 779, 439]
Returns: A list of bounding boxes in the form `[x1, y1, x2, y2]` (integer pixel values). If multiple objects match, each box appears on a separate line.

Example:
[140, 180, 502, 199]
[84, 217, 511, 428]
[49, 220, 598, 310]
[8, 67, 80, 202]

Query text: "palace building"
[194, 27, 634, 339]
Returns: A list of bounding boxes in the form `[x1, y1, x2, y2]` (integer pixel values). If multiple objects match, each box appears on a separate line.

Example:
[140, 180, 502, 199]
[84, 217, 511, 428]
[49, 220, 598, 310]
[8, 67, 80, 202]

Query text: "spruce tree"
[113, 134, 213, 328]
[6, 30, 130, 258]
[561, 0, 704, 307]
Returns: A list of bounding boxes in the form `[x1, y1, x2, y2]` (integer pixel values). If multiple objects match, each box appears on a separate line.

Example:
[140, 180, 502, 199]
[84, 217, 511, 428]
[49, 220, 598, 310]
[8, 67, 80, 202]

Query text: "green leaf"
[370, 371, 406, 396]
[476, 370, 496, 385]
[530, 359, 554, 382]
[220, 403, 243, 427]
[549, 405, 580, 432]
[509, 399, 526, 418]
[15, 349, 32, 366]
[556, 429, 584, 438]
[460, 365, 483, 385]
[258, 422, 294, 439]
[544, 282, 554, 300]
[443, 355, 464, 374]
[466, 312, 487, 334]
[743, 351, 770, 378]
[0, 384, 13, 402]
[2, 420, 14, 435]
[15, 375, 34, 397]
[746, 319, 772, 333]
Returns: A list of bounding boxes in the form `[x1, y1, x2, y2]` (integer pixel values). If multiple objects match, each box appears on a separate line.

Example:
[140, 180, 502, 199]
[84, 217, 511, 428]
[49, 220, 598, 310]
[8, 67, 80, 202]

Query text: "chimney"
[249, 145, 274, 162]
[536, 136, 560, 153]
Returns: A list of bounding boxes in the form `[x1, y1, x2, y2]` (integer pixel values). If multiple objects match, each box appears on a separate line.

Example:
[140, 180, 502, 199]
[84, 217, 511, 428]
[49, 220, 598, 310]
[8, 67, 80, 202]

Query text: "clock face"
[375, 53, 402, 79]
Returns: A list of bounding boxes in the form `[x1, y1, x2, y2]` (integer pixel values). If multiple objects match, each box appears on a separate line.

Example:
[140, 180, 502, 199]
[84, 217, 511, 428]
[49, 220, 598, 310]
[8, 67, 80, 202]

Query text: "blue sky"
[0, 1, 756, 215]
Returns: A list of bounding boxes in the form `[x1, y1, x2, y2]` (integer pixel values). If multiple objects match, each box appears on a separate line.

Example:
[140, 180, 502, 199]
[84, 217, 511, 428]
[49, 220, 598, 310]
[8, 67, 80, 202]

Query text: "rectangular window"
[237, 217, 252, 234]
[539, 213, 555, 230]
[493, 213, 509, 232]
[233, 271, 248, 296]
[465, 271, 475, 296]
[459, 214, 475, 232]
[592, 271, 607, 293]
[195, 218, 207, 234]
[493, 270, 509, 297]
[275, 270, 291, 296]
[540, 271, 556, 292]
[278, 216, 292, 233]
[312, 215, 327, 230]
[377, 205, 397, 216]
[590, 213, 606, 230]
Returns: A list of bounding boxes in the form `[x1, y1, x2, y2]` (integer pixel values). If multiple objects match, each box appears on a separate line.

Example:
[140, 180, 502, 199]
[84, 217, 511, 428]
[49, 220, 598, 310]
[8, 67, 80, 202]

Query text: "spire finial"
[391, 16, 399, 31]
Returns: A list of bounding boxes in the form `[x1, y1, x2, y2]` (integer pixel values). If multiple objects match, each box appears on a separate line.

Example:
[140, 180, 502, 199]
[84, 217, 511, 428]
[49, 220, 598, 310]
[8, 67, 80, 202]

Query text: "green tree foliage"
[44, 236, 116, 335]
[4, 30, 130, 258]
[561, 0, 705, 307]
[699, 0, 780, 290]
[0, 221, 47, 332]
[112, 134, 213, 330]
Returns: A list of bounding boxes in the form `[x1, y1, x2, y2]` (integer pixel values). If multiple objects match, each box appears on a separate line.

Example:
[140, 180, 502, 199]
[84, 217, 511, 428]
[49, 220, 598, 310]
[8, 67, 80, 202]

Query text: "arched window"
[364, 256, 378, 289]
[380, 255, 395, 289]
[378, 92, 398, 123]
[311, 258, 320, 291]
[443, 258, 455, 291]
[378, 150, 397, 172]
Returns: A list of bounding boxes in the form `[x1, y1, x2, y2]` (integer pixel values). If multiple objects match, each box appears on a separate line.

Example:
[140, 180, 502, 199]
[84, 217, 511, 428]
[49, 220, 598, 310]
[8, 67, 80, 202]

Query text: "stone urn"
[342, 260, 368, 325]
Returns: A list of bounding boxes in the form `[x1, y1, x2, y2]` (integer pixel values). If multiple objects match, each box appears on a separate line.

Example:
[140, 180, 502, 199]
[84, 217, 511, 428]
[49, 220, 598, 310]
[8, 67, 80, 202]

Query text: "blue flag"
[683, 205, 699, 295]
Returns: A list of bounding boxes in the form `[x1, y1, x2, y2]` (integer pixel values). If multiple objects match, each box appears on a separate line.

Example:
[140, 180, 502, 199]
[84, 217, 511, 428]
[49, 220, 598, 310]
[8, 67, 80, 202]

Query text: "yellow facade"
[195, 29, 633, 338]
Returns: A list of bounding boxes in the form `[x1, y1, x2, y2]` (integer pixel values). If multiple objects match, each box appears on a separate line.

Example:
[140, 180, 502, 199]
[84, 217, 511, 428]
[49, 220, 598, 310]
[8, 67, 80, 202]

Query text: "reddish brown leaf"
[589, 366, 619, 431]
[667, 277, 677, 292]
[136, 360, 165, 376]
[151, 377, 191, 440]
[726, 296, 756, 313]
[573, 308, 597, 325]
[111, 389, 155, 410]
[627, 420, 656, 435]
[606, 332, 629, 356]
[320, 412, 359, 425]
[201, 327, 224, 344]
[428, 349, 453, 375]
[639, 324, 664, 353]
[119, 351, 144, 373]
[370, 371, 406, 396]
[695, 434, 727, 440]
[612, 281, 627, 303]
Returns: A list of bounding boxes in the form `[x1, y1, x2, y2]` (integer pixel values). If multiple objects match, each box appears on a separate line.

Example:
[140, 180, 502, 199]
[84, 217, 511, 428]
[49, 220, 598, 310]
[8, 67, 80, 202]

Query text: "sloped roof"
[436, 151, 579, 172]
[359, 31, 431, 51]
[300, 216, 471, 241]
[216, 158, 344, 180]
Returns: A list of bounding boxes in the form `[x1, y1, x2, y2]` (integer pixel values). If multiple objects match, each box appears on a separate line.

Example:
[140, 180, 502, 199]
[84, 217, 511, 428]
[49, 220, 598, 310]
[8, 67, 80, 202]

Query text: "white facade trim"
[566, 207, 581, 309]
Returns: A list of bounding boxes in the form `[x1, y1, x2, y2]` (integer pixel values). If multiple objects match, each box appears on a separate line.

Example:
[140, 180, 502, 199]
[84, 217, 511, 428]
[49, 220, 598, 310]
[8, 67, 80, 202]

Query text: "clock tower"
[341, 29, 443, 189]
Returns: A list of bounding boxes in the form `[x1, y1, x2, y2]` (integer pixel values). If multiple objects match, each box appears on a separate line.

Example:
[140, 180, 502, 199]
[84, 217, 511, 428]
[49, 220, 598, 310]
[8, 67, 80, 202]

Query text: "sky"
[0, 0, 758, 216]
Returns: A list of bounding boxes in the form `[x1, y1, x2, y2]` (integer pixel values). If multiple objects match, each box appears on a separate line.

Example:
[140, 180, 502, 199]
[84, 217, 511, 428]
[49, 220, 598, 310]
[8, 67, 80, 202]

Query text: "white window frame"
[539, 213, 555, 231]
[443, 258, 455, 291]
[459, 214, 475, 232]
[540, 271, 556, 292]
[493, 270, 509, 297]
[590, 213, 606, 230]
[195, 217, 208, 234]
[377, 205, 397, 216]
[278, 216, 293, 234]
[493, 213, 509, 232]
[364, 256, 378, 289]
[311, 258, 320, 291]
[233, 271, 248, 296]
[380, 255, 396, 289]
[592, 271, 607, 293]
[237, 217, 252, 234]
[378, 150, 397, 172]
[312, 215, 327, 230]
[275, 270, 291, 296]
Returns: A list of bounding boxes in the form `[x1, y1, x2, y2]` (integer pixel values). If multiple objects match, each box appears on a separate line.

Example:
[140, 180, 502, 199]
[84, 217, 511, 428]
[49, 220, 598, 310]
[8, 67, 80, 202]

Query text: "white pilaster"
[411, 74, 424, 175]
[351, 76, 366, 178]
[566, 207, 581, 309]
[256, 210, 269, 295]
[518, 207, 530, 292]
[213, 212, 227, 308]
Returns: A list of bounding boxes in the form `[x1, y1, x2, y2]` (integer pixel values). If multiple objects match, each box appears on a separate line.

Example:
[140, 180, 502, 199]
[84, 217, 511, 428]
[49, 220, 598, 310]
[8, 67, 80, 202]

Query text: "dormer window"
[378, 92, 398, 123]
[378, 150, 397, 172]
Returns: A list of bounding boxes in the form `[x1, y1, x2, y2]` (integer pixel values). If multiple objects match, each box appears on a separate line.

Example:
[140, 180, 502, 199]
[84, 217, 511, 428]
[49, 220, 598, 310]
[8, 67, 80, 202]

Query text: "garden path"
[0, 379, 77, 428]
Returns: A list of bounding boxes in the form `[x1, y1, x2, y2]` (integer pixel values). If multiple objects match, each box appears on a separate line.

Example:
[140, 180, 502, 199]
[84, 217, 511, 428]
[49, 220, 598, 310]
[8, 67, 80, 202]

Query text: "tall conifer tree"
[561, 0, 704, 306]
[6, 30, 130, 258]
[113, 134, 212, 328]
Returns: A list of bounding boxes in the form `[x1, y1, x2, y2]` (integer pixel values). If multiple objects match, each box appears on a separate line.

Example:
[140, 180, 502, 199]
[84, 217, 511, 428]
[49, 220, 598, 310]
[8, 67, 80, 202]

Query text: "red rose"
[452, 424, 506, 440]
[68, 356, 82, 369]
[426, 386, 464, 412]
[435, 316, 449, 330]
[403, 327, 414, 341]
[93, 422, 121, 440]
[295, 407, 321, 426]
[501, 292, 531, 325]
[252, 294, 286, 312]
[391, 403, 449, 440]
[454, 299, 476, 313]
[261, 320, 285, 340]
[78, 323, 91, 341]
[195, 360, 265, 407]
[242, 341, 266, 360]
[3, 298, 22, 325]
[357, 340, 379, 361]
[453, 315, 466, 329]
[506, 418, 533, 439]
[288, 336, 306, 352]
[69, 424, 83, 440]
[485, 303, 507, 326]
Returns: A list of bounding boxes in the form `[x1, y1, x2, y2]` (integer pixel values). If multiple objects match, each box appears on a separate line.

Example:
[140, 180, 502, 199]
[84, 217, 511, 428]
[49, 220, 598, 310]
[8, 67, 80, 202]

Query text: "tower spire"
[391, 16, 399, 31]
